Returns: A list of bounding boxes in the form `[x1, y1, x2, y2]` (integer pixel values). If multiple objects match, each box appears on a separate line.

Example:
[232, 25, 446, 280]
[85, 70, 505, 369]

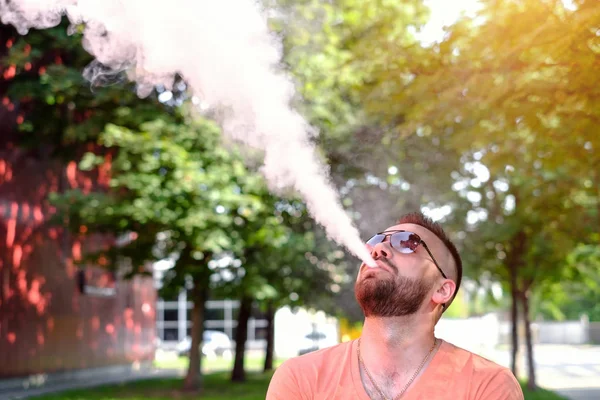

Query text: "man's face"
[354, 223, 450, 318]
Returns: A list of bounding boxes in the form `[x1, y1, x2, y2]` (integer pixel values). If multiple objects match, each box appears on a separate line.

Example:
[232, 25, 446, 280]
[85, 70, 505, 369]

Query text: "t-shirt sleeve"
[476, 369, 524, 400]
[266, 360, 306, 400]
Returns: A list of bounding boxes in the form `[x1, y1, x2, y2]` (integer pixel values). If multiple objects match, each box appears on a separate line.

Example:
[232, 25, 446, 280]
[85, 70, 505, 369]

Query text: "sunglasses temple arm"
[421, 243, 448, 280]
[421, 242, 450, 309]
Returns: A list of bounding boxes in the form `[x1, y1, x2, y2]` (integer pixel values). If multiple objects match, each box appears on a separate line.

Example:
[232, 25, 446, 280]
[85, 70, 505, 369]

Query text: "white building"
[153, 260, 340, 356]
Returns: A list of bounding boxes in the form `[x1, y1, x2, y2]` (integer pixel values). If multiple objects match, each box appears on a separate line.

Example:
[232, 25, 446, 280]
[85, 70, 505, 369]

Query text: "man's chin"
[355, 279, 394, 306]
[355, 275, 432, 318]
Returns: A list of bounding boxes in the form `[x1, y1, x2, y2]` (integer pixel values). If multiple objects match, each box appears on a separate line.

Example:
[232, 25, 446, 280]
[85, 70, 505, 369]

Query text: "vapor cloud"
[0, 0, 376, 267]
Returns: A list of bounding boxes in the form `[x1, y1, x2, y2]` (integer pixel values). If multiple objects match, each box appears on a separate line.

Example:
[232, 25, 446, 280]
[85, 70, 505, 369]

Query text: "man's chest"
[307, 373, 474, 400]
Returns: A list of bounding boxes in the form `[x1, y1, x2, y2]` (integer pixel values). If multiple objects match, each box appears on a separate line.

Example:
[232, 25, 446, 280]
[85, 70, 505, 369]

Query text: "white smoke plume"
[0, 0, 376, 267]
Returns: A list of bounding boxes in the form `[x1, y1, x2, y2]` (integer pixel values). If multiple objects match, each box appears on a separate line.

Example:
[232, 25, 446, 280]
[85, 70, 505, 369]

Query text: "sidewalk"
[481, 344, 600, 400]
[0, 365, 182, 400]
[557, 388, 600, 400]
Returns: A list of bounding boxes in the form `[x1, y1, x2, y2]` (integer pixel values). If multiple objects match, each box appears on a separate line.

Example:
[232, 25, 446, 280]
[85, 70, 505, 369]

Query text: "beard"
[355, 270, 434, 317]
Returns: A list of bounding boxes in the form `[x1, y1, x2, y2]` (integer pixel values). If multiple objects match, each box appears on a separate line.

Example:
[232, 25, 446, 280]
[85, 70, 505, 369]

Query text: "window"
[187, 327, 226, 337]
[254, 327, 269, 340]
[163, 328, 178, 341]
[205, 307, 225, 321]
[164, 309, 179, 322]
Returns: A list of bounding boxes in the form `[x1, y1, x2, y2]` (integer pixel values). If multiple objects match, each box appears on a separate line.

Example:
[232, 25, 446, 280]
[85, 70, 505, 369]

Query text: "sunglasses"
[366, 230, 447, 280]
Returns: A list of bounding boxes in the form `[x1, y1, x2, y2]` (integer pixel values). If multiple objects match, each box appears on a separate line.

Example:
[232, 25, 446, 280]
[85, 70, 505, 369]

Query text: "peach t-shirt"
[267, 339, 524, 400]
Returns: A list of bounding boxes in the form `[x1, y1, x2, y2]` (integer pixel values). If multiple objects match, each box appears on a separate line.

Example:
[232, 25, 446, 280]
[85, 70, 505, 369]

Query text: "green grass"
[29, 372, 273, 400]
[520, 382, 569, 400]
[28, 362, 567, 400]
[153, 355, 285, 373]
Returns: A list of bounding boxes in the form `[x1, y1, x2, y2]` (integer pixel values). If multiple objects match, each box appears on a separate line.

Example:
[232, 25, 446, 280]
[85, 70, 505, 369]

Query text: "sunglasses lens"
[366, 234, 386, 246]
[391, 232, 420, 253]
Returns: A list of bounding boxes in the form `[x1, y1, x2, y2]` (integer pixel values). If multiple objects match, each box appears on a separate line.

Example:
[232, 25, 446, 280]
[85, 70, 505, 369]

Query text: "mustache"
[378, 257, 398, 274]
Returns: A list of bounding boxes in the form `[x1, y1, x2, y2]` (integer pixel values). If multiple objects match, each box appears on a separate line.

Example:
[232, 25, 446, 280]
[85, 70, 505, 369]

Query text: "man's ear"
[432, 279, 456, 307]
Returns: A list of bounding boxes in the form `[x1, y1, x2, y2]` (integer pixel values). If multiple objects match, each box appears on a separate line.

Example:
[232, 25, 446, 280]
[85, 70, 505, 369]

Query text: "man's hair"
[397, 211, 462, 310]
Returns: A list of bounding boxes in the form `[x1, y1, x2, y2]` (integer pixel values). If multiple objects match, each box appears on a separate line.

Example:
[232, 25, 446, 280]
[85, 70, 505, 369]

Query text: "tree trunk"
[510, 268, 520, 377]
[183, 282, 208, 392]
[231, 294, 253, 382]
[263, 301, 275, 373]
[522, 290, 537, 391]
[507, 230, 527, 378]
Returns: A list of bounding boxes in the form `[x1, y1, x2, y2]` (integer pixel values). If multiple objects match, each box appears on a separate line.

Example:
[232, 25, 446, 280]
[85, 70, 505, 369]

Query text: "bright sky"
[418, 0, 482, 44]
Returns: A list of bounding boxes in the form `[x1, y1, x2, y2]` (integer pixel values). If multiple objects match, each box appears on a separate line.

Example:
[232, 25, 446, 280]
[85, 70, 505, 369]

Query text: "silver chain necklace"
[357, 337, 438, 400]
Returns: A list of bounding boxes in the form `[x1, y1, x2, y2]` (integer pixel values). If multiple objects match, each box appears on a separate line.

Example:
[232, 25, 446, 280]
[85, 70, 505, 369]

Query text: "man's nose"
[370, 241, 392, 260]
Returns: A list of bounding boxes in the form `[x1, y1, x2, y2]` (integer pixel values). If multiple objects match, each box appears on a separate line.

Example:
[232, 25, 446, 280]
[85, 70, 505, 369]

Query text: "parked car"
[176, 330, 233, 358]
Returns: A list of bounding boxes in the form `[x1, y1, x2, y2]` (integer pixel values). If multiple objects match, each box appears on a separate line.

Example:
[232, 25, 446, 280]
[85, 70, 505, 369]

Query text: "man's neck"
[359, 315, 437, 376]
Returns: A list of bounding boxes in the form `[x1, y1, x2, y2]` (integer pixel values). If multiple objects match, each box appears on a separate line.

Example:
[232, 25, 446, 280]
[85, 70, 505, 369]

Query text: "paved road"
[557, 388, 600, 400]
[484, 344, 600, 400]
[0, 368, 182, 400]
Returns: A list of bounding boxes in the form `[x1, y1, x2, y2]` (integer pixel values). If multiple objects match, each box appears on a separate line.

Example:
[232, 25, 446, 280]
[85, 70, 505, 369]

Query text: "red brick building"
[0, 137, 156, 378]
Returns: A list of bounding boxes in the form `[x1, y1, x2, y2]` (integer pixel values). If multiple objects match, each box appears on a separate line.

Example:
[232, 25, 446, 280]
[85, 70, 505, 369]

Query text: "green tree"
[1, 21, 173, 155]
[204, 182, 339, 381]
[3, 14, 341, 389]
[51, 110, 342, 389]
[51, 113, 274, 391]
[538, 242, 600, 322]
[269, 0, 471, 322]
[350, 0, 600, 390]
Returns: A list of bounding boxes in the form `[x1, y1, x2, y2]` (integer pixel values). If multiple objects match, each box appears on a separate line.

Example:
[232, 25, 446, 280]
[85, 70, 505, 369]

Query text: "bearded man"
[267, 212, 523, 400]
